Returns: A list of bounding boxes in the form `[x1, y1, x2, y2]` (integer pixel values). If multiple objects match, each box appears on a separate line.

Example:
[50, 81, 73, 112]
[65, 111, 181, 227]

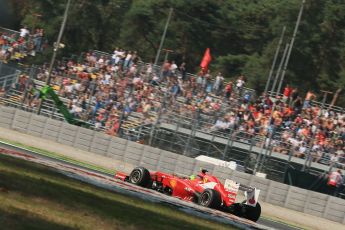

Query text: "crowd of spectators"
[259, 90, 344, 168]
[0, 26, 45, 63]
[9, 47, 345, 169]
[195, 84, 345, 169]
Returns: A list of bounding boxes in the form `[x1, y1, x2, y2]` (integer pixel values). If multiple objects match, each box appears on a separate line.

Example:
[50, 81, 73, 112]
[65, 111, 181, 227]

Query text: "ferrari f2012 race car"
[115, 167, 261, 222]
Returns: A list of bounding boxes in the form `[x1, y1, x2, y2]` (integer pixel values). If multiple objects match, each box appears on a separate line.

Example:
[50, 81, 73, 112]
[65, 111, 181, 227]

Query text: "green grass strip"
[0, 137, 115, 175]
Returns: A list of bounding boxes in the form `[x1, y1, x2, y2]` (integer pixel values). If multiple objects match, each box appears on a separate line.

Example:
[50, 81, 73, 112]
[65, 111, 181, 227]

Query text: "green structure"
[39, 86, 89, 127]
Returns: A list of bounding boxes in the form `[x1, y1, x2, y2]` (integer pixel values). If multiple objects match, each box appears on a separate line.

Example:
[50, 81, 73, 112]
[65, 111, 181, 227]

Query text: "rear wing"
[224, 179, 260, 207]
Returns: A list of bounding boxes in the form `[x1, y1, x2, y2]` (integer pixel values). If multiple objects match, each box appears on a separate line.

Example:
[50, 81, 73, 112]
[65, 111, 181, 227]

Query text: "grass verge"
[0, 137, 115, 175]
[0, 154, 239, 230]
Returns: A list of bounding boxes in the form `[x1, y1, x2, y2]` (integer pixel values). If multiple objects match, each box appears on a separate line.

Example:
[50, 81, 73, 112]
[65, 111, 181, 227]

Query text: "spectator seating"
[1, 48, 344, 171]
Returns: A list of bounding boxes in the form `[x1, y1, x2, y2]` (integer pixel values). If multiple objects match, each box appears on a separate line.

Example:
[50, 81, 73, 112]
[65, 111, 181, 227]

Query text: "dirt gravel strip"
[0, 145, 271, 230]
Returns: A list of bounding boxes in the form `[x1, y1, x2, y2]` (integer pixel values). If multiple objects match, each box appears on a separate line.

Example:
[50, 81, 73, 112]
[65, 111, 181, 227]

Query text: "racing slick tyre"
[227, 201, 261, 222]
[199, 189, 221, 209]
[242, 201, 261, 222]
[129, 167, 151, 187]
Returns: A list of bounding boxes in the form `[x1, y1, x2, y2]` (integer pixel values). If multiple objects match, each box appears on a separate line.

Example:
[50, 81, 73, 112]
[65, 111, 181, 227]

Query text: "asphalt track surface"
[0, 141, 303, 230]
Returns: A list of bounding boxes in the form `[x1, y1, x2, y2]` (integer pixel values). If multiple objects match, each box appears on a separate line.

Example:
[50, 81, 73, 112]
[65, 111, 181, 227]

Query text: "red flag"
[200, 48, 212, 72]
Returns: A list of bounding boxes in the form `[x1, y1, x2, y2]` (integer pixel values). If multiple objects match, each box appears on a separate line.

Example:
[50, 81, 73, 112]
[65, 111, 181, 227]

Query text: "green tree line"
[7, 0, 345, 105]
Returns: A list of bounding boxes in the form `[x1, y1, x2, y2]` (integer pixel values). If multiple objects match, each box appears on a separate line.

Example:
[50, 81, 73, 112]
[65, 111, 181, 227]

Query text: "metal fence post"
[264, 26, 286, 94]
[137, 124, 143, 141]
[21, 68, 33, 107]
[259, 136, 272, 173]
[253, 136, 266, 174]
[183, 113, 197, 156]
[223, 128, 234, 160]
[117, 87, 133, 138]
[245, 137, 255, 172]
[14, 70, 20, 84]
[2, 76, 6, 89]
[172, 115, 181, 150]
[206, 133, 216, 156]
[149, 92, 167, 146]
[271, 43, 289, 94]
[283, 145, 294, 183]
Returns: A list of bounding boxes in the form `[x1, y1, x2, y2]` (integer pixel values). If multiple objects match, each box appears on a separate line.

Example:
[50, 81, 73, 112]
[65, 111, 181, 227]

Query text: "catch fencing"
[0, 62, 20, 90]
[0, 105, 345, 224]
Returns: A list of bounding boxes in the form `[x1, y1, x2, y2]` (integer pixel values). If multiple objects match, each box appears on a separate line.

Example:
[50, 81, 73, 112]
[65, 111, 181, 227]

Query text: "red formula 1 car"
[115, 167, 261, 222]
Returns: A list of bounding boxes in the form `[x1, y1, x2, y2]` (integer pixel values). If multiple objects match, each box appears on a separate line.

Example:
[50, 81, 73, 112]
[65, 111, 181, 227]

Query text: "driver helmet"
[197, 169, 208, 179]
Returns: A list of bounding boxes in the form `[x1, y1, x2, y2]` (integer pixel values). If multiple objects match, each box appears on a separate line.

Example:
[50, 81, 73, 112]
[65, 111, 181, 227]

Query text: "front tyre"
[129, 167, 151, 187]
[199, 189, 221, 209]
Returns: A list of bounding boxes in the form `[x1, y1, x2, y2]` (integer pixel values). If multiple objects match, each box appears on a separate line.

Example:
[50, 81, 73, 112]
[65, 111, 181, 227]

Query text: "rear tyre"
[227, 201, 261, 222]
[129, 167, 151, 187]
[199, 189, 221, 209]
[242, 201, 261, 222]
[227, 203, 243, 217]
